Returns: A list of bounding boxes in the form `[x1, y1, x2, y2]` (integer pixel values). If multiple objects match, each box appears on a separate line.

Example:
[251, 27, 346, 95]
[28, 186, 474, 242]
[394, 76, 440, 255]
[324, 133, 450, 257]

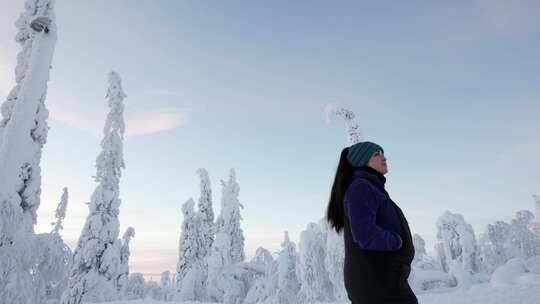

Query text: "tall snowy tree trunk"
[206, 169, 245, 302]
[0, 0, 56, 236]
[176, 197, 201, 299]
[296, 222, 333, 303]
[118, 227, 135, 297]
[61, 71, 127, 304]
[324, 227, 346, 301]
[0, 2, 56, 303]
[195, 168, 214, 301]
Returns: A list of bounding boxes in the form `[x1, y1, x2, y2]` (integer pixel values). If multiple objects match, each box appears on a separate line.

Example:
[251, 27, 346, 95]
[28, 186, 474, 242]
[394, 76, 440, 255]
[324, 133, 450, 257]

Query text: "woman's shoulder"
[348, 176, 380, 191]
[345, 178, 378, 199]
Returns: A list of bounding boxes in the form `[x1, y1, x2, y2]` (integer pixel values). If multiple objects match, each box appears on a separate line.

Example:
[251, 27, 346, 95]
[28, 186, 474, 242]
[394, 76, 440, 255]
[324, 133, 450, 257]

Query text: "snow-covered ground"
[103, 281, 540, 304]
[416, 282, 540, 304]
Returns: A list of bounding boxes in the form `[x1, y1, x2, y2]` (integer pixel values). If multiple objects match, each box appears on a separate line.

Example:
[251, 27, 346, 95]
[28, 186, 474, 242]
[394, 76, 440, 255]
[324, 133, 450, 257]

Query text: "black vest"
[343, 170, 418, 304]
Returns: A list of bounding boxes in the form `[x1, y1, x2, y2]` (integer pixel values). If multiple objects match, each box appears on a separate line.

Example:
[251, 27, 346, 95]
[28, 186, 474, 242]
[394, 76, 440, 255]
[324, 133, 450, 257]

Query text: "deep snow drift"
[104, 255, 540, 304]
[105, 282, 540, 304]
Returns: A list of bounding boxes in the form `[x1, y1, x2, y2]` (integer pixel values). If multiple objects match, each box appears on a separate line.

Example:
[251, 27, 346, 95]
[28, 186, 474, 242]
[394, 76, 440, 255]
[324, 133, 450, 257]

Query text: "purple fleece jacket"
[344, 166, 404, 251]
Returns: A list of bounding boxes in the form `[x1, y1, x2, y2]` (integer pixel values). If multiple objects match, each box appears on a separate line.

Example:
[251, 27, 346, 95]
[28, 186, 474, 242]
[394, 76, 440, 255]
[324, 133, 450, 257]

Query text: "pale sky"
[1, 0, 539, 278]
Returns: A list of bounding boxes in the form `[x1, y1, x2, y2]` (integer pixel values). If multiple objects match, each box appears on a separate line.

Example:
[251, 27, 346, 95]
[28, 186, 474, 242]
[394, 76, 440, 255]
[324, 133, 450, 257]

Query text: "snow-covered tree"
[222, 266, 249, 304]
[195, 168, 214, 300]
[435, 211, 479, 288]
[206, 168, 245, 302]
[123, 272, 145, 300]
[478, 221, 514, 274]
[160, 271, 172, 289]
[324, 224, 346, 301]
[118, 226, 135, 295]
[32, 233, 72, 303]
[61, 71, 127, 304]
[45, 187, 71, 299]
[243, 247, 277, 304]
[530, 195, 540, 236]
[509, 210, 540, 260]
[264, 231, 301, 304]
[28, 187, 72, 303]
[0, 0, 57, 236]
[144, 279, 161, 300]
[1, 0, 42, 129]
[219, 168, 245, 264]
[413, 233, 427, 261]
[0, 1, 57, 303]
[159, 271, 174, 301]
[175, 198, 203, 300]
[177, 262, 204, 301]
[196, 168, 215, 257]
[296, 222, 333, 303]
[324, 103, 361, 144]
[251, 247, 275, 265]
[51, 187, 68, 234]
[412, 233, 438, 270]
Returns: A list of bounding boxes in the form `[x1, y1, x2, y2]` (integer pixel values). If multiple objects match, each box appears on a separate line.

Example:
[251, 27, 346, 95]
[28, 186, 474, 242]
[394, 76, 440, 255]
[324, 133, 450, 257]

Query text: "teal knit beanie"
[347, 141, 384, 167]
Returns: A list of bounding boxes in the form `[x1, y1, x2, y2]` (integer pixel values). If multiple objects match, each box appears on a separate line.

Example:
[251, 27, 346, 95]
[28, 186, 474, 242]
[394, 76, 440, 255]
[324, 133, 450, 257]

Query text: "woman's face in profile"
[368, 150, 388, 175]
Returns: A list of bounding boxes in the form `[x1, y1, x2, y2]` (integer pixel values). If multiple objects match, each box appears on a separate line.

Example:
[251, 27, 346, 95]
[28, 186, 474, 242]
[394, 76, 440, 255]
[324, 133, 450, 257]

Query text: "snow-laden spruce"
[534, 194, 540, 224]
[30, 187, 72, 303]
[175, 197, 204, 301]
[0, 0, 56, 235]
[0, 1, 57, 303]
[324, 222, 347, 301]
[409, 232, 449, 291]
[61, 71, 127, 304]
[478, 220, 513, 274]
[159, 270, 174, 301]
[243, 247, 277, 304]
[144, 279, 161, 300]
[195, 168, 215, 299]
[118, 226, 135, 297]
[296, 222, 334, 303]
[243, 232, 303, 304]
[324, 103, 361, 144]
[435, 211, 479, 289]
[476, 204, 540, 276]
[197, 168, 215, 257]
[273, 231, 301, 303]
[122, 272, 145, 300]
[251, 231, 301, 304]
[509, 210, 540, 259]
[206, 168, 245, 302]
[52, 187, 69, 234]
[412, 233, 438, 270]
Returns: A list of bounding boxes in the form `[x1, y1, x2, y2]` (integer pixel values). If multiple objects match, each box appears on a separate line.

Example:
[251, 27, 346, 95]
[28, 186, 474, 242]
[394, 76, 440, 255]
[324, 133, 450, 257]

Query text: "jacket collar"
[352, 165, 386, 190]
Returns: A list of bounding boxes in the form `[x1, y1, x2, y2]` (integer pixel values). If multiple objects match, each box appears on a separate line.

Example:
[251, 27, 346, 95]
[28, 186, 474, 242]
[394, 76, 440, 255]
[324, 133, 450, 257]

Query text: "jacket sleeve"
[344, 181, 402, 251]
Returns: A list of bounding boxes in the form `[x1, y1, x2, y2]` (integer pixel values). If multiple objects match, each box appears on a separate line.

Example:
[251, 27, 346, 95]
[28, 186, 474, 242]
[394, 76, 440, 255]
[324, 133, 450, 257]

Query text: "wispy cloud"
[125, 107, 190, 139]
[48, 105, 102, 137]
[46, 87, 190, 139]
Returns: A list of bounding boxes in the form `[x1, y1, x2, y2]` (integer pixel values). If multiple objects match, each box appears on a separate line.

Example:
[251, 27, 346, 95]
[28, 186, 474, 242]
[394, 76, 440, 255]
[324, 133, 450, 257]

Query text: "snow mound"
[412, 268, 452, 290]
[490, 258, 540, 288]
[417, 282, 540, 304]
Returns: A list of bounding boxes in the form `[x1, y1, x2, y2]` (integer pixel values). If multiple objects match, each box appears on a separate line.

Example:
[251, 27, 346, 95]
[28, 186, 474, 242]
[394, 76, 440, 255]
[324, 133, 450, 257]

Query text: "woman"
[326, 141, 418, 304]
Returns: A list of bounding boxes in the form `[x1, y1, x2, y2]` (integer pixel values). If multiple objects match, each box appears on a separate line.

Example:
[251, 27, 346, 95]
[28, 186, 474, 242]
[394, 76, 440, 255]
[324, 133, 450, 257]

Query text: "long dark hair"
[326, 147, 354, 233]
